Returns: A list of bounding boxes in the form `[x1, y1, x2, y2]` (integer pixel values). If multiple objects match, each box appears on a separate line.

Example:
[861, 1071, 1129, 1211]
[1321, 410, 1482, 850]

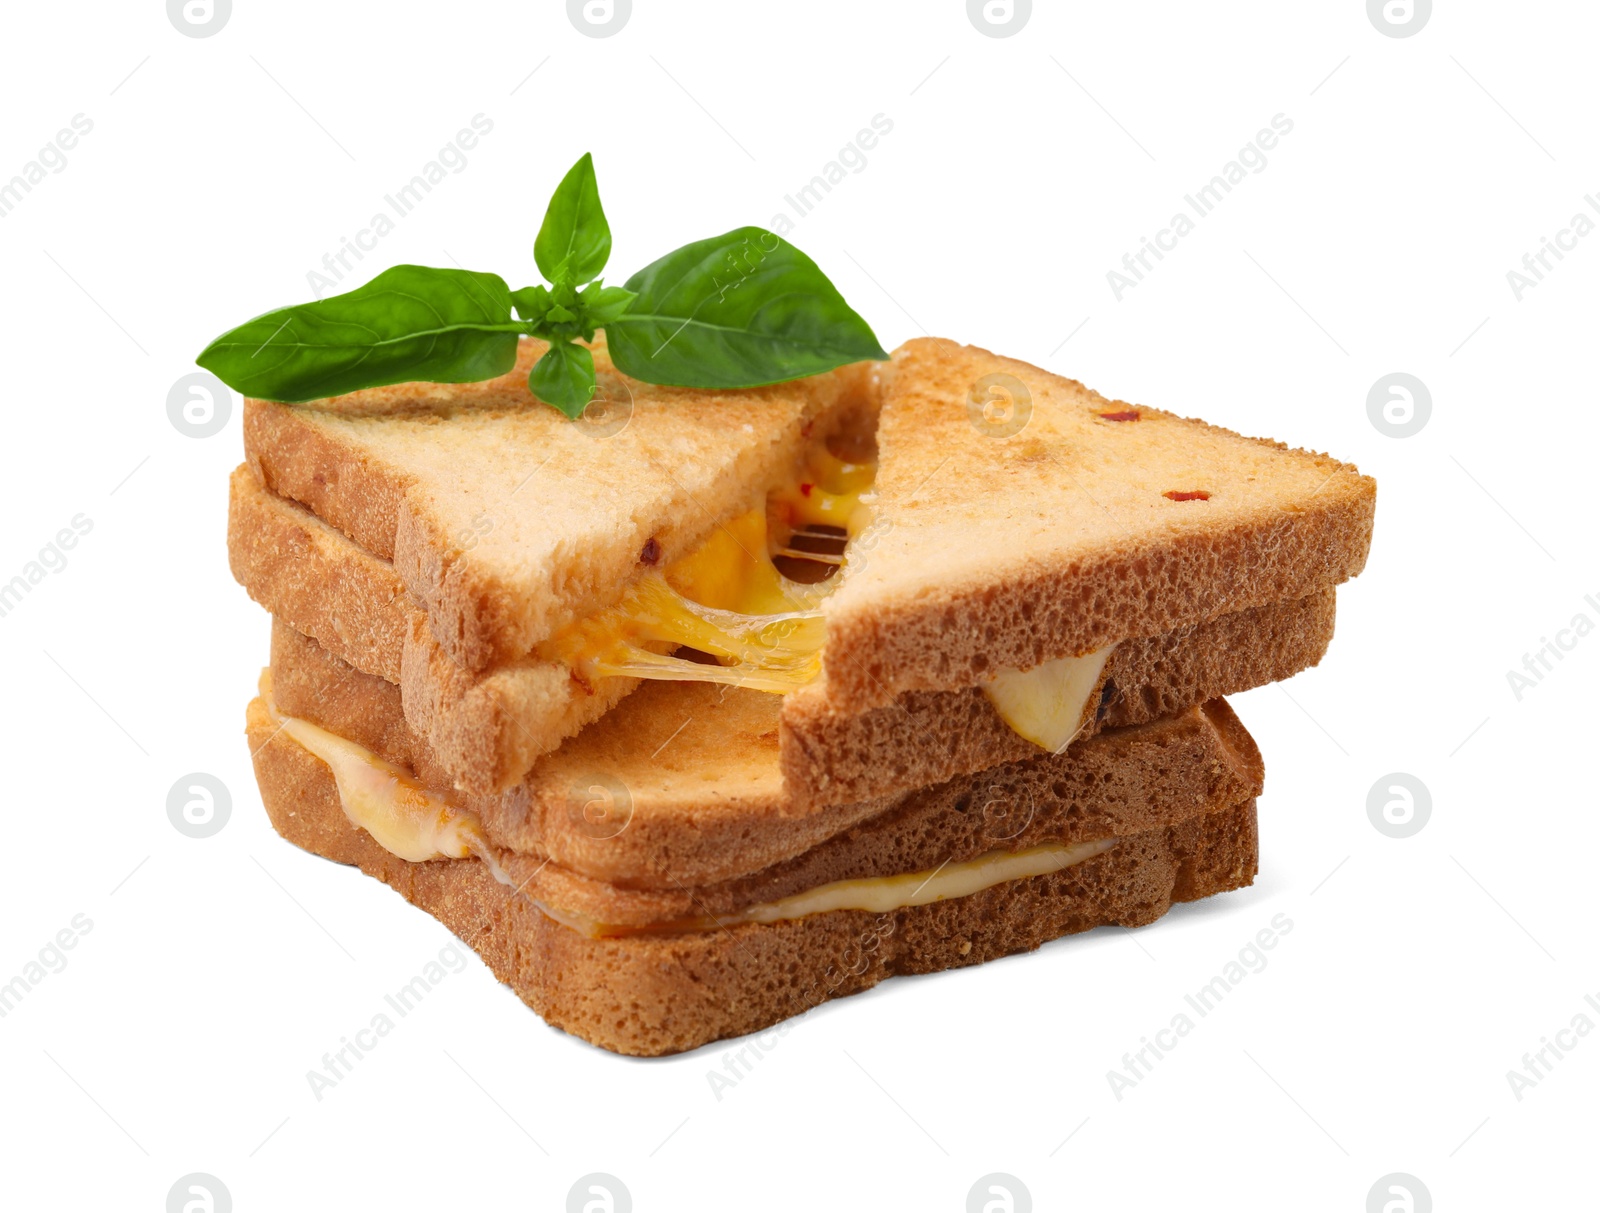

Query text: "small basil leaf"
[510, 284, 552, 323]
[579, 282, 636, 327]
[606, 227, 888, 388]
[527, 341, 596, 418]
[534, 153, 611, 286]
[197, 265, 522, 402]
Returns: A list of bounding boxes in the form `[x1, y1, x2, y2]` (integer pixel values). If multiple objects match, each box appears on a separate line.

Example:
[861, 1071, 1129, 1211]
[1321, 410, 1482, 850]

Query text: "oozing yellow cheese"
[570, 837, 1119, 937]
[263, 685, 1119, 939]
[773, 448, 877, 534]
[731, 837, 1116, 925]
[540, 446, 877, 693]
[261, 675, 484, 863]
[983, 647, 1114, 753]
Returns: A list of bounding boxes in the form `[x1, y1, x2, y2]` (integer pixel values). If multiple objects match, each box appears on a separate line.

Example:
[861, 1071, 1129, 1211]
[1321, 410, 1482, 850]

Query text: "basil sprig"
[196, 153, 887, 418]
[608, 228, 889, 389]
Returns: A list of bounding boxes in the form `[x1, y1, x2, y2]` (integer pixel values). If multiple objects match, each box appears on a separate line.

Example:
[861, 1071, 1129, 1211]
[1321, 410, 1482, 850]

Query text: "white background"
[0, 1, 1594, 1209]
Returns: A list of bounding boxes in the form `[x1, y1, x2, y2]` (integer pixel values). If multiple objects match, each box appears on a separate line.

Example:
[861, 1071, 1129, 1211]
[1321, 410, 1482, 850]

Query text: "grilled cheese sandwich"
[257, 675, 1116, 939]
[536, 438, 1103, 747]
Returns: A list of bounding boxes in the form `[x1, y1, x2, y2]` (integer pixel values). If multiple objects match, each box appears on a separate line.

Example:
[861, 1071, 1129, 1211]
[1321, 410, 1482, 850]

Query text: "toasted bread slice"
[247, 685, 1258, 1055]
[229, 465, 637, 785]
[821, 339, 1376, 709]
[781, 587, 1332, 806]
[264, 617, 1263, 892]
[243, 336, 869, 672]
[236, 466, 1321, 804]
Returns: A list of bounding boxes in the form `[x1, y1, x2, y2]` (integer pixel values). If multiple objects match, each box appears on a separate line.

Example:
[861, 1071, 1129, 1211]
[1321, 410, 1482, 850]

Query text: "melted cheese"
[983, 647, 1114, 753]
[577, 838, 1117, 937]
[540, 446, 876, 693]
[262, 682, 1117, 939]
[261, 674, 485, 863]
[729, 838, 1114, 925]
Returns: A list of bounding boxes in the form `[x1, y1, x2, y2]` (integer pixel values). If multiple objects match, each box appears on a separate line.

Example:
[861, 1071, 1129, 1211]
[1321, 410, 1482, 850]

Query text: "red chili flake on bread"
[1163, 490, 1210, 502]
[1098, 409, 1140, 422]
[639, 537, 662, 565]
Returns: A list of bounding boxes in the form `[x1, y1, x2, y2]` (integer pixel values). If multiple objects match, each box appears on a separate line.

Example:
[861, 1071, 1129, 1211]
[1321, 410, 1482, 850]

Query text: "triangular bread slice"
[247, 626, 1261, 1053]
[244, 336, 868, 672]
[235, 467, 1328, 805]
[821, 339, 1376, 709]
[248, 705, 1258, 1055]
[263, 617, 1264, 892]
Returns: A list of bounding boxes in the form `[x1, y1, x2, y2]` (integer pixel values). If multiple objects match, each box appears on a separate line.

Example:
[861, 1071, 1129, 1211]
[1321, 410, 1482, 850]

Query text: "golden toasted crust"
[821, 339, 1377, 709]
[782, 587, 1334, 807]
[228, 465, 410, 683]
[266, 620, 1263, 891]
[230, 468, 629, 790]
[245, 337, 863, 671]
[247, 693, 1258, 1055]
[241, 468, 1312, 803]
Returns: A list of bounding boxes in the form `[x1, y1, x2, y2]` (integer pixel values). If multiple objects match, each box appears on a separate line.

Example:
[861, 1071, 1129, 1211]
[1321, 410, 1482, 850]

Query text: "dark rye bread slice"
[821, 338, 1376, 710]
[247, 697, 1258, 1055]
[239, 466, 1311, 805]
[243, 335, 869, 672]
[266, 619, 1263, 892]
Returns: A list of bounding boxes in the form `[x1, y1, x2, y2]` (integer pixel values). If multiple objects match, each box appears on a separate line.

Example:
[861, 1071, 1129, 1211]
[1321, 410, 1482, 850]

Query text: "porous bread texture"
[822, 338, 1377, 709]
[246, 702, 1258, 1057]
[240, 466, 1301, 807]
[266, 620, 1263, 893]
[783, 587, 1335, 807]
[228, 465, 410, 683]
[230, 466, 631, 790]
[244, 337, 866, 672]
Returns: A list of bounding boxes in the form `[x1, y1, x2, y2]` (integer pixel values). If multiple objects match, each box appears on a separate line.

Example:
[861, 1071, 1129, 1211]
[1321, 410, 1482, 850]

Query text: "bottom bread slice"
[248, 698, 1259, 1056]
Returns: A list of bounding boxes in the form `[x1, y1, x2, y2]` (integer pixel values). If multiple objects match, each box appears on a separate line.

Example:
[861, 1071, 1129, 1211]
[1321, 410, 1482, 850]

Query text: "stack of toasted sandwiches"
[234, 336, 1374, 1055]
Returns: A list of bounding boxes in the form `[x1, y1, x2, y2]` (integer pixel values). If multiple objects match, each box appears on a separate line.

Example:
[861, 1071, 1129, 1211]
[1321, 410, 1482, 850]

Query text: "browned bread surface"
[229, 465, 410, 683]
[243, 468, 1303, 806]
[244, 337, 863, 671]
[247, 695, 1258, 1056]
[783, 586, 1334, 806]
[266, 622, 1263, 892]
[232, 466, 635, 791]
[822, 338, 1376, 709]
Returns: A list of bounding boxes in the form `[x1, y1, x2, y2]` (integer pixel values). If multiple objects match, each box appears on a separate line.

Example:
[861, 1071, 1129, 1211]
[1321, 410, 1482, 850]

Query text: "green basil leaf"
[534, 153, 611, 286]
[510, 284, 552, 323]
[196, 265, 523, 402]
[527, 340, 596, 418]
[606, 227, 887, 388]
[579, 282, 636, 327]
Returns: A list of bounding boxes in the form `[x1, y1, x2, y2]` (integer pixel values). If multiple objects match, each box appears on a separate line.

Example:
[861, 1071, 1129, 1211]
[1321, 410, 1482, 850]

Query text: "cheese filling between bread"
[539, 446, 876, 694]
[259, 674, 491, 865]
[579, 837, 1118, 938]
[261, 680, 1118, 938]
[533, 430, 1112, 750]
[983, 646, 1115, 753]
